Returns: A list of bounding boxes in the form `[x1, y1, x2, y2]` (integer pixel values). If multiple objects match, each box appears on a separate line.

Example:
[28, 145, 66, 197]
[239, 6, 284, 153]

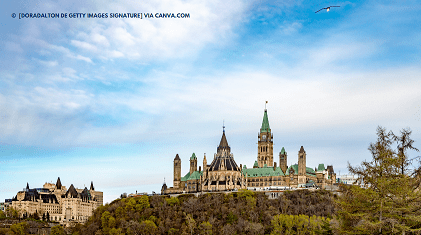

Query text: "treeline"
[69, 189, 335, 235]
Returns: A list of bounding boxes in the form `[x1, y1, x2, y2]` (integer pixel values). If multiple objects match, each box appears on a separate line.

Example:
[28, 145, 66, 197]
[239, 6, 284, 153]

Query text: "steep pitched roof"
[190, 153, 197, 160]
[286, 164, 298, 175]
[56, 177, 62, 189]
[217, 131, 230, 152]
[299, 146, 305, 153]
[253, 161, 259, 167]
[208, 156, 240, 171]
[260, 109, 271, 133]
[174, 154, 180, 161]
[66, 184, 78, 198]
[280, 147, 286, 155]
[317, 164, 325, 172]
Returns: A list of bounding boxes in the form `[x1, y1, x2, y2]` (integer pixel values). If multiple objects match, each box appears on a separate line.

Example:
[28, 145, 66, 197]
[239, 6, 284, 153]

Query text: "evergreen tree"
[336, 126, 421, 234]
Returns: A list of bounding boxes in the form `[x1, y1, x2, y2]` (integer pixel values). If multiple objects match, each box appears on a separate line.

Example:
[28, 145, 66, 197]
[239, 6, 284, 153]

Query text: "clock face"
[262, 135, 266, 140]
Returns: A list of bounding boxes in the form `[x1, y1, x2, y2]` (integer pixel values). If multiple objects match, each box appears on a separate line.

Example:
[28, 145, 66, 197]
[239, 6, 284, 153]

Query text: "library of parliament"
[162, 108, 336, 194]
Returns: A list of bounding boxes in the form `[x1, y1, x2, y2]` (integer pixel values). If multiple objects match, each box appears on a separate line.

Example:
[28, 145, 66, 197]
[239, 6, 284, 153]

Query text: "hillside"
[71, 189, 335, 235]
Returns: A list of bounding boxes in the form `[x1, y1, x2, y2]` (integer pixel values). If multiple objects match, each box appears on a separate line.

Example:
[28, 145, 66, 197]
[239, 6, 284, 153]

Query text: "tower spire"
[260, 107, 271, 133]
[223, 120, 225, 133]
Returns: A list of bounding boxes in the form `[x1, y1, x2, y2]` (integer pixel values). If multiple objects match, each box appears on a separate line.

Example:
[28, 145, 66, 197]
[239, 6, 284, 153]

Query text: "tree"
[336, 126, 421, 234]
[199, 221, 212, 235]
[139, 220, 157, 235]
[10, 222, 29, 235]
[185, 214, 196, 235]
[50, 225, 66, 235]
[0, 211, 5, 219]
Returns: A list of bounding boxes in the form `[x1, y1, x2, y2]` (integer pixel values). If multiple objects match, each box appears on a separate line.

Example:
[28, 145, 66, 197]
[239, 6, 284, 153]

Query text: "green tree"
[101, 211, 116, 234]
[10, 222, 29, 235]
[51, 225, 66, 235]
[166, 197, 180, 206]
[199, 221, 212, 235]
[0, 211, 5, 219]
[139, 220, 157, 235]
[7, 208, 19, 219]
[136, 195, 150, 212]
[336, 126, 421, 234]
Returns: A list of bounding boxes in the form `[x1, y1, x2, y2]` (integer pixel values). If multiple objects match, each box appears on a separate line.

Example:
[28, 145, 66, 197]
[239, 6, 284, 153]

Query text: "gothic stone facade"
[11, 177, 103, 225]
[163, 130, 247, 194]
[162, 108, 336, 194]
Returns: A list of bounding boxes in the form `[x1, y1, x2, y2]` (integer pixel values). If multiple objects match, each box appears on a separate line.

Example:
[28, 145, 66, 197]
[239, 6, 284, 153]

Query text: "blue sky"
[1, 0, 421, 203]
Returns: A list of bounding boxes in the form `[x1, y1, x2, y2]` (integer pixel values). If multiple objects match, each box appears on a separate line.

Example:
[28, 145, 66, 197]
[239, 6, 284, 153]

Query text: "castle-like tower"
[298, 146, 307, 186]
[173, 154, 181, 188]
[190, 153, 197, 174]
[279, 147, 288, 173]
[258, 108, 273, 167]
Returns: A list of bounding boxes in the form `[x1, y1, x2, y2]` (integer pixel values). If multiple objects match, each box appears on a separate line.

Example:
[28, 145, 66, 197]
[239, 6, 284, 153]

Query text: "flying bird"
[315, 6, 340, 13]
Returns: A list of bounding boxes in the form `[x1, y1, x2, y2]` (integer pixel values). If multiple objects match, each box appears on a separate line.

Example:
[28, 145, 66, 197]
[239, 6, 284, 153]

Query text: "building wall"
[11, 182, 102, 225]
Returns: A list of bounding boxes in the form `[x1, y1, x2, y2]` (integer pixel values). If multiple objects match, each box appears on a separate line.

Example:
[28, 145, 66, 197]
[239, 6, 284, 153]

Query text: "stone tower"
[279, 147, 288, 173]
[173, 154, 181, 189]
[203, 153, 207, 172]
[297, 146, 306, 186]
[190, 153, 197, 175]
[258, 108, 273, 167]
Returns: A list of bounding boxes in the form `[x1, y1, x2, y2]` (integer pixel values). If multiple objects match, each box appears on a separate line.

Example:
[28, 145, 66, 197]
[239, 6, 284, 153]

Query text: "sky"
[1, 0, 420, 204]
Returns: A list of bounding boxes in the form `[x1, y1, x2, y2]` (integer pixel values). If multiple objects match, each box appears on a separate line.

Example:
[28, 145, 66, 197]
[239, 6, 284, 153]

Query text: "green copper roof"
[280, 147, 286, 155]
[180, 172, 190, 181]
[260, 110, 271, 133]
[181, 171, 203, 181]
[242, 165, 285, 177]
[253, 161, 259, 167]
[285, 165, 315, 176]
[317, 164, 325, 172]
[243, 165, 247, 169]
[286, 164, 298, 175]
[306, 167, 315, 174]
[190, 153, 197, 160]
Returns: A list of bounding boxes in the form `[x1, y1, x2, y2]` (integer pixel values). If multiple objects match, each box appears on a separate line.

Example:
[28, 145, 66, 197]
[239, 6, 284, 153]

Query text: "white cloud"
[70, 40, 98, 51]
[56, 0, 249, 61]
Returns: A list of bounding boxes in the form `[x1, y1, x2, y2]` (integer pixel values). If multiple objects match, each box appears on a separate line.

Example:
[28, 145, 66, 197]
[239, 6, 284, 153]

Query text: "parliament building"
[10, 177, 103, 225]
[162, 108, 336, 194]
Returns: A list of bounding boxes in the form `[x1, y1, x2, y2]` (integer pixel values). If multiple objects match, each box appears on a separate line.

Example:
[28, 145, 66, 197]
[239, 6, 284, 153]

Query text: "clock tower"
[257, 108, 273, 167]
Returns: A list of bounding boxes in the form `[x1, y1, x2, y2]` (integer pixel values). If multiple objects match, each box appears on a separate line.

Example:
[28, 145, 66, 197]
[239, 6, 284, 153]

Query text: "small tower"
[173, 154, 181, 189]
[203, 153, 207, 173]
[190, 153, 197, 175]
[90, 181, 95, 191]
[298, 146, 307, 186]
[258, 107, 273, 167]
[279, 147, 288, 173]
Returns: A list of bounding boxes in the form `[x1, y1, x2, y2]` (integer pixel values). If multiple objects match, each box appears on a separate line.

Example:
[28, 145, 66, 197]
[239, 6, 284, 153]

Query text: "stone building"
[162, 108, 336, 194]
[11, 177, 103, 225]
[163, 128, 247, 194]
[243, 108, 336, 189]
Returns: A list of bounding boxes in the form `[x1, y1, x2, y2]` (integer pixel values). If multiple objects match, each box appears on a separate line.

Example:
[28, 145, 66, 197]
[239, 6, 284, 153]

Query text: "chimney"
[274, 162, 277, 171]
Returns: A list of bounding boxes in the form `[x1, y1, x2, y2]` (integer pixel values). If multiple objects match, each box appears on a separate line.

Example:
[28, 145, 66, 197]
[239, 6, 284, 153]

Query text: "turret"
[173, 154, 181, 189]
[298, 146, 307, 186]
[190, 153, 197, 174]
[279, 147, 288, 173]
